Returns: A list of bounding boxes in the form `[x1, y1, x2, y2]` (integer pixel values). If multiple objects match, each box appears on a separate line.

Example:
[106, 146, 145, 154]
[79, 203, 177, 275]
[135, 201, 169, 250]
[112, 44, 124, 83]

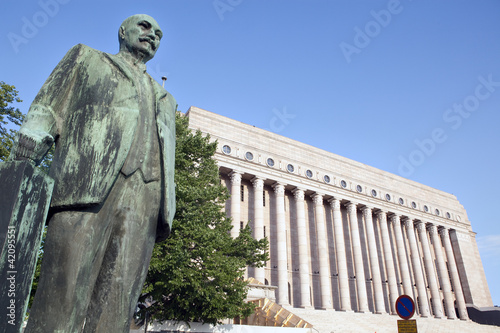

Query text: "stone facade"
[186, 106, 493, 319]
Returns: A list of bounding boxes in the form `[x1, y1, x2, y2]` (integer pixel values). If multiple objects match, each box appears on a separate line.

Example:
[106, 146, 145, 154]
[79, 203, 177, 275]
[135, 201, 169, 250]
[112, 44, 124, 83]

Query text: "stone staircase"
[238, 298, 313, 328]
[282, 306, 500, 333]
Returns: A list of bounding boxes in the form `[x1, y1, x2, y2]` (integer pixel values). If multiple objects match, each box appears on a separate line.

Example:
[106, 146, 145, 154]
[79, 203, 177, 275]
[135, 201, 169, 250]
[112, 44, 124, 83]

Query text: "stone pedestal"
[0, 161, 54, 333]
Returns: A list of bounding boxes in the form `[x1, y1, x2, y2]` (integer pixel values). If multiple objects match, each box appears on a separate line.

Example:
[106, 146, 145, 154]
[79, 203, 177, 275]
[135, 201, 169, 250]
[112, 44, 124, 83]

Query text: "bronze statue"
[9, 14, 176, 332]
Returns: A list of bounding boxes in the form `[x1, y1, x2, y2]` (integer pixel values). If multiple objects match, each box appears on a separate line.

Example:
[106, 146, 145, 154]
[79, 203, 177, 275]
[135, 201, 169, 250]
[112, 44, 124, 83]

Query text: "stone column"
[429, 225, 456, 319]
[292, 188, 311, 308]
[252, 177, 265, 283]
[378, 211, 399, 314]
[273, 182, 289, 305]
[440, 227, 469, 320]
[416, 222, 444, 318]
[313, 193, 333, 309]
[346, 202, 369, 312]
[229, 171, 242, 238]
[404, 217, 431, 317]
[362, 206, 385, 314]
[329, 197, 351, 311]
[391, 214, 413, 297]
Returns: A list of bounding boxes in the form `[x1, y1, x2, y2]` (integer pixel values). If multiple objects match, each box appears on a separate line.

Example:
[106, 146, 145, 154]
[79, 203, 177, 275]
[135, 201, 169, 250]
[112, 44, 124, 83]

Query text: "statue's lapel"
[104, 53, 138, 86]
[149, 75, 168, 101]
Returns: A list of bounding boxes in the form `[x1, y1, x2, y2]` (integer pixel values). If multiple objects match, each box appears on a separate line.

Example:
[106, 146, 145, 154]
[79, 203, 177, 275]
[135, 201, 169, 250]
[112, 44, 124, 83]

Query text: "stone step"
[282, 306, 500, 333]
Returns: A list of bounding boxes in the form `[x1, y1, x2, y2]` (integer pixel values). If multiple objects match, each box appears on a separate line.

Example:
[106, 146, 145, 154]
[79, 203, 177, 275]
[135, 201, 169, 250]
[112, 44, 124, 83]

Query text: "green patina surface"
[2, 14, 177, 333]
[0, 161, 53, 333]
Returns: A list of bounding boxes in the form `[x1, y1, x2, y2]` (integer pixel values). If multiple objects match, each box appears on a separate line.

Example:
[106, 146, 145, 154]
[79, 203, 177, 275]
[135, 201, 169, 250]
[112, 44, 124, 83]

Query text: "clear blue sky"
[2, 0, 500, 306]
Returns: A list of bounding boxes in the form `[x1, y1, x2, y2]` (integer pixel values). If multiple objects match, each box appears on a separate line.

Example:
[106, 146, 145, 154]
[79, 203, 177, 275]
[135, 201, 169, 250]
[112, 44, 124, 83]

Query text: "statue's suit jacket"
[12, 44, 176, 242]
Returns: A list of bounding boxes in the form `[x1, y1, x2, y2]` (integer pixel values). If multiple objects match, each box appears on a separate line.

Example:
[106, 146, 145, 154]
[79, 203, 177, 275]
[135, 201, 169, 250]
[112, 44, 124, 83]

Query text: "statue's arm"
[9, 44, 85, 165]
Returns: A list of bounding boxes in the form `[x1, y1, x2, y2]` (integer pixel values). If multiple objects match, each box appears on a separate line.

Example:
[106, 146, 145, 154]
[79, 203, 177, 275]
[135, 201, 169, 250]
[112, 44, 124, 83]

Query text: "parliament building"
[186, 106, 493, 321]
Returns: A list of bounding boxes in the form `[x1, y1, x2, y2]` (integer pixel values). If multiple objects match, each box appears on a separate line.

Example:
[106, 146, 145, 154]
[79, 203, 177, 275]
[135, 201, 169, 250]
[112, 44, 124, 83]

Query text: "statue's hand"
[9, 132, 54, 166]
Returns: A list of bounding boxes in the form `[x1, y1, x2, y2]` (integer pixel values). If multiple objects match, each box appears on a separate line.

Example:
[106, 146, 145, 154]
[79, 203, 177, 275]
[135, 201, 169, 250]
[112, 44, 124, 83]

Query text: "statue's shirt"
[119, 57, 161, 182]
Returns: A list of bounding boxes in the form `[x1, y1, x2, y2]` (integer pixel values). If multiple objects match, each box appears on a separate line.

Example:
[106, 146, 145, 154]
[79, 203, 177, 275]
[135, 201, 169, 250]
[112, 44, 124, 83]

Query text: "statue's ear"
[119, 26, 126, 40]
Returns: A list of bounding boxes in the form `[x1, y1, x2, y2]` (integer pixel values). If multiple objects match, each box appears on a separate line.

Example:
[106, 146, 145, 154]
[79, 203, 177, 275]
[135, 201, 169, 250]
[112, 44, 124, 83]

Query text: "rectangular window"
[240, 221, 244, 230]
[240, 185, 244, 202]
[264, 226, 266, 238]
[263, 191, 266, 207]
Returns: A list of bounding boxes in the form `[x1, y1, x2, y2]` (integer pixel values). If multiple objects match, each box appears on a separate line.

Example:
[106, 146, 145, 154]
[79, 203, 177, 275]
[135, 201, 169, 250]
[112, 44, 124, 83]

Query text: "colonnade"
[227, 170, 469, 320]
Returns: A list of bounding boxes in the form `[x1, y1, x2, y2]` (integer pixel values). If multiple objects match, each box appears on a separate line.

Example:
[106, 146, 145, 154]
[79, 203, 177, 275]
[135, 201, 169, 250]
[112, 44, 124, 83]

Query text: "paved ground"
[284, 306, 500, 333]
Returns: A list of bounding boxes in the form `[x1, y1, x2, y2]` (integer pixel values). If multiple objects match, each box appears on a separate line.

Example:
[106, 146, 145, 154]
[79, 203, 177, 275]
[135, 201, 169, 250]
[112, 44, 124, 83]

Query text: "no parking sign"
[396, 295, 415, 320]
[396, 295, 417, 333]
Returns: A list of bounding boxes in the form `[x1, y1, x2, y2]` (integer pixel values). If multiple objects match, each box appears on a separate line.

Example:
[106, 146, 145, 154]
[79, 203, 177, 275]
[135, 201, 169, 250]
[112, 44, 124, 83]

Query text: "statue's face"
[120, 15, 162, 63]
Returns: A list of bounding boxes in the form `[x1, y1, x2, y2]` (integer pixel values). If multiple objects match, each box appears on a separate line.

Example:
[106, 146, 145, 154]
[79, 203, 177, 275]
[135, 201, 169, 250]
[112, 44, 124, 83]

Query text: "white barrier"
[132, 321, 312, 333]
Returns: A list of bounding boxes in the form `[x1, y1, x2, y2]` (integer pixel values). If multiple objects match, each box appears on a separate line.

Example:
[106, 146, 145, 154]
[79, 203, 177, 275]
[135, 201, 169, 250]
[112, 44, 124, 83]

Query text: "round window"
[435, 209, 440, 216]
[371, 189, 377, 197]
[446, 212, 451, 219]
[423, 205, 429, 212]
[222, 145, 231, 155]
[385, 194, 391, 201]
[245, 151, 254, 161]
[306, 170, 313, 178]
[266, 158, 275, 167]
[356, 185, 363, 193]
[399, 198, 404, 205]
[287, 164, 295, 173]
[411, 201, 417, 209]
[323, 175, 331, 183]
[340, 180, 347, 188]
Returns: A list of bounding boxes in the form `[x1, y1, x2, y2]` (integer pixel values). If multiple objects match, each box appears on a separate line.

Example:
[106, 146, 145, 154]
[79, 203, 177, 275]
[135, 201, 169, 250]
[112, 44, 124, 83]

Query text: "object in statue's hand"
[11, 132, 54, 165]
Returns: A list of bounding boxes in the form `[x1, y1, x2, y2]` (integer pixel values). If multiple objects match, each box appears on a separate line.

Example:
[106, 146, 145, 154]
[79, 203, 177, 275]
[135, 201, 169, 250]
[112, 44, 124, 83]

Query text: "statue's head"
[118, 14, 162, 63]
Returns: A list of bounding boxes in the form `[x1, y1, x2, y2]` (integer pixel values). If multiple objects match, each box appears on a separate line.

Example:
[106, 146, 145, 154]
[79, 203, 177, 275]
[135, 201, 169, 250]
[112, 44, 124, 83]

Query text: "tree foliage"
[0, 81, 24, 161]
[0, 81, 53, 170]
[140, 113, 269, 325]
[28, 227, 46, 310]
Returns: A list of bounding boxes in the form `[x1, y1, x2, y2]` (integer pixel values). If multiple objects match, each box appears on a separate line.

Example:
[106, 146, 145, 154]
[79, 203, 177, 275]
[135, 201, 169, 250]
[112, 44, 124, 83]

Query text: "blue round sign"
[395, 295, 415, 320]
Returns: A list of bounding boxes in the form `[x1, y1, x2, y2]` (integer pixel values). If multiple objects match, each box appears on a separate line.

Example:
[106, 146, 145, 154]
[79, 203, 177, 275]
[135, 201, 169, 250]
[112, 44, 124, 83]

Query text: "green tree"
[0, 81, 24, 161]
[0, 81, 53, 170]
[28, 227, 46, 310]
[140, 113, 269, 325]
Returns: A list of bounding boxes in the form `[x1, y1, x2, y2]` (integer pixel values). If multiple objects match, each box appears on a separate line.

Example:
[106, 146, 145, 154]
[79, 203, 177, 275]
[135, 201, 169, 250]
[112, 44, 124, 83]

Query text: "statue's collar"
[104, 51, 169, 101]
[115, 52, 147, 73]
